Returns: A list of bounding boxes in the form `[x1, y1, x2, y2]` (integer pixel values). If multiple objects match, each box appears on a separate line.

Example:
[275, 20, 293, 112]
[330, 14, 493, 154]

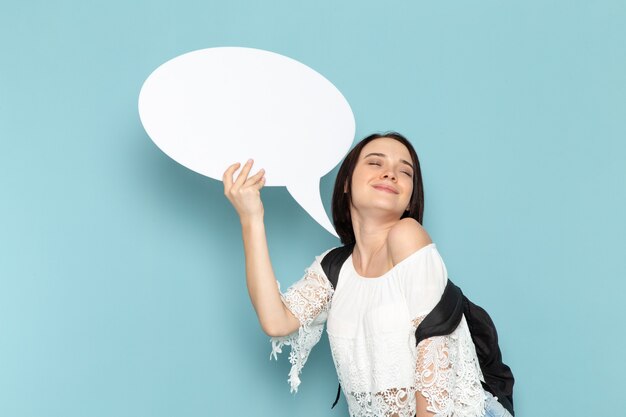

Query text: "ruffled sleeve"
[402, 244, 486, 417]
[270, 249, 334, 393]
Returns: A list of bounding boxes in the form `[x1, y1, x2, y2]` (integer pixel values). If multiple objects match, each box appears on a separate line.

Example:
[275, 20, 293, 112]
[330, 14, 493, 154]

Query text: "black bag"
[320, 244, 515, 416]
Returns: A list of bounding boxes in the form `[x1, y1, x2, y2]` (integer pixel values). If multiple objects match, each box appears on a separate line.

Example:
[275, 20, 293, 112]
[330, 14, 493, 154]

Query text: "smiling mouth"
[372, 185, 399, 194]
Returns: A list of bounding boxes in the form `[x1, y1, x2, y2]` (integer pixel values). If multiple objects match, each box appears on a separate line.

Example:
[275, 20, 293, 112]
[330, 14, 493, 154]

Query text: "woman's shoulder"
[387, 218, 433, 266]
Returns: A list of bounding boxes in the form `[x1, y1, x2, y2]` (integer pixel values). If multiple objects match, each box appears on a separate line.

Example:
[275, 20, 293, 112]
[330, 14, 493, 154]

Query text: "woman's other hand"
[223, 159, 266, 222]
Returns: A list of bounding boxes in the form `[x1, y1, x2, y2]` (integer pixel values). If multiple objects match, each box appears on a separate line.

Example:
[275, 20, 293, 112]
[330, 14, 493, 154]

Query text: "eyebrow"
[364, 152, 414, 170]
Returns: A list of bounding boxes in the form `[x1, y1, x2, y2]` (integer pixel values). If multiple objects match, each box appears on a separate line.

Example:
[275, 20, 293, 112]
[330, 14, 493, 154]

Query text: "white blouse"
[270, 243, 487, 417]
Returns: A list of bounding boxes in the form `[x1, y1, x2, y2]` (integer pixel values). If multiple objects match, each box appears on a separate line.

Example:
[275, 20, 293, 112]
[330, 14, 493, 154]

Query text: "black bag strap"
[320, 243, 354, 290]
[331, 384, 341, 409]
[463, 298, 515, 415]
[414, 279, 464, 345]
[320, 244, 353, 409]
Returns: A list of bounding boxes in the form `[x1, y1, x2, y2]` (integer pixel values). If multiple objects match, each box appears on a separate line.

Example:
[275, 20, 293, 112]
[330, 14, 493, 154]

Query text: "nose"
[382, 171, 397, 181]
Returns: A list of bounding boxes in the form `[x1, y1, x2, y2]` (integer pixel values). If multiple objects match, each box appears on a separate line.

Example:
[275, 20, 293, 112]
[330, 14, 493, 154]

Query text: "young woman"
[223, 132, 512, 417]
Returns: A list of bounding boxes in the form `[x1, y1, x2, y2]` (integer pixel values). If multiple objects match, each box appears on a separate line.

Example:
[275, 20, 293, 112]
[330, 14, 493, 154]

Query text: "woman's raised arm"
[223, 159, 301, 337]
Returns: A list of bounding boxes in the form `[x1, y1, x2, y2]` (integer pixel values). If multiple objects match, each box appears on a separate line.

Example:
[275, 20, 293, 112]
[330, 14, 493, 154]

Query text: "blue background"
[1, 1, 625, 416]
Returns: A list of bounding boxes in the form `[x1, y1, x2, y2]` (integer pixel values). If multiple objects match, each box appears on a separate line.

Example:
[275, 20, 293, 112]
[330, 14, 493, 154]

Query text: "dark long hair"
[331, 132, 424, 245]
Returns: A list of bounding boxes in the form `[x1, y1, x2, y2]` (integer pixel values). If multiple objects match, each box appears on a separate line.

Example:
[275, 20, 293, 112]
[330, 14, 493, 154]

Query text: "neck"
[349, 206, 399, 271]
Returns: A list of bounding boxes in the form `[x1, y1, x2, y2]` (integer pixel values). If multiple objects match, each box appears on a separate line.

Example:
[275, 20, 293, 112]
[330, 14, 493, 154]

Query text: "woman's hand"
[223, 160, 296, 336]
[223, 159, 266, 222]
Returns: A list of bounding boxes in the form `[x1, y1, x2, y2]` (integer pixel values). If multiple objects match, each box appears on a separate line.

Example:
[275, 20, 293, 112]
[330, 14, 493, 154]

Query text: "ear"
[343, 181, 348, 193]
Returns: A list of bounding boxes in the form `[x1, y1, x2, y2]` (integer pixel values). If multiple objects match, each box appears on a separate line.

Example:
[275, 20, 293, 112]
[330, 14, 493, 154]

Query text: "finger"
[254, 176, 266, 190]
[222, 162, 241, 189]
[234, 159, 254, 187]
[244, 168, 265, 186]
[222, 162, 241, 183]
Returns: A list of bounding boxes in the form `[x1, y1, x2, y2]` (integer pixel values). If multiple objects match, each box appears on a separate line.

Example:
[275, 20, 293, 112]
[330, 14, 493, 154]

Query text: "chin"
[361, 203, 405, 218]
[352, 194, 406, 216]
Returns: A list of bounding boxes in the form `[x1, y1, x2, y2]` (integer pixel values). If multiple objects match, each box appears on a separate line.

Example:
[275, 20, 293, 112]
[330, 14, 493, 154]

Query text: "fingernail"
[247, 158, 253, 164]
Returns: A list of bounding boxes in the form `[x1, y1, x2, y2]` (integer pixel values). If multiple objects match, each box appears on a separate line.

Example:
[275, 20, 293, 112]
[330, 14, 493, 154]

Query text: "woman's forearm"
[240, 215, 300, 337]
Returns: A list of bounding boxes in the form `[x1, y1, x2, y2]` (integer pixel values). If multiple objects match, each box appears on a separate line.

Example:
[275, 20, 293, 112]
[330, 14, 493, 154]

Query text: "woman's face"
[349, 137, 414, 218]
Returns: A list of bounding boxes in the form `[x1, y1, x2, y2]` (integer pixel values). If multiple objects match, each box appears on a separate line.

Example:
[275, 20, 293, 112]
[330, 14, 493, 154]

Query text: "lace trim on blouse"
[269, 268, 333, 393]
[412, 315, 487, 417]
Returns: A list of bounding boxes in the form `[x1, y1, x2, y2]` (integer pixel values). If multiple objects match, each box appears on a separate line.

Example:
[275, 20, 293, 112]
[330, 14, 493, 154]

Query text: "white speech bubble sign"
[138, 47, 355, 237]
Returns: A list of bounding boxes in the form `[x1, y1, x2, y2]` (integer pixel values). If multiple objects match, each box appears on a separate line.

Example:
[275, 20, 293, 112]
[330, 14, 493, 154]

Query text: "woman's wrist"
[239, 213, 264, 228]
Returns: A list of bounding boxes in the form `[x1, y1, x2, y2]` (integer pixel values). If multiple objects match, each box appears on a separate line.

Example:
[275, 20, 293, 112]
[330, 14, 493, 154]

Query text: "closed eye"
[368, 162, 412, 177]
